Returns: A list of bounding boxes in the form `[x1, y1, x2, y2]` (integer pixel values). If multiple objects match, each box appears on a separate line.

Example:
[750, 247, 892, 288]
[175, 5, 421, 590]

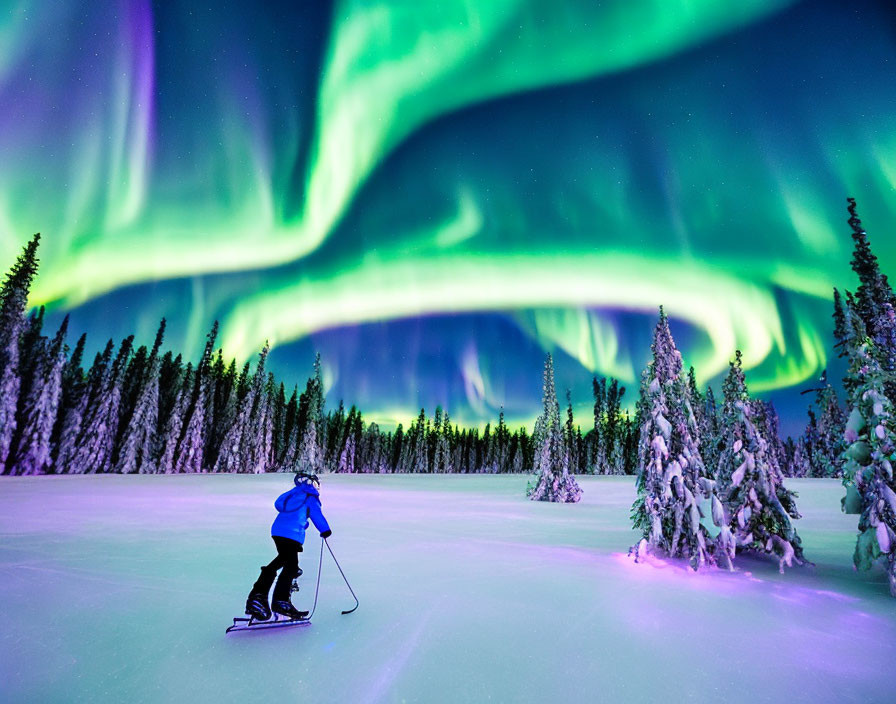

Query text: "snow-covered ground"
[2, 475, 894, 703]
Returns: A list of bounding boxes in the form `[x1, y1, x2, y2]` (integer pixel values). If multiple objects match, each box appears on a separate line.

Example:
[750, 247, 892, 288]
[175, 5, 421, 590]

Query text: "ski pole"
[305, 538, 325, 621]
[324, 538, 359, 615]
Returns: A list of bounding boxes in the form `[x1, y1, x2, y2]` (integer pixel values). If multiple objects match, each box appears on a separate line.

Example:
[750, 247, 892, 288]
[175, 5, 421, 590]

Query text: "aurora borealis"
[1, 0, 895, 432]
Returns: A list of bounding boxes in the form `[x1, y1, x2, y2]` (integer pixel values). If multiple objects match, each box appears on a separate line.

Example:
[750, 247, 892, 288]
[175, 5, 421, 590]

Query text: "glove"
[320, 530, 332, 539]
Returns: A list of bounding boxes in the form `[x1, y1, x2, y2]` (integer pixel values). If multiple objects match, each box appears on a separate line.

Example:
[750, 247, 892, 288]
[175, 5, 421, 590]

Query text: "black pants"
[266, 536, 303, 601]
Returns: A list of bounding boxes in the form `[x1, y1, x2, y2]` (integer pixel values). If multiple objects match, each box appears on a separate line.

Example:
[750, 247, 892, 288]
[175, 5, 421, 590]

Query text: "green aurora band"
[0, 0, 895, 428]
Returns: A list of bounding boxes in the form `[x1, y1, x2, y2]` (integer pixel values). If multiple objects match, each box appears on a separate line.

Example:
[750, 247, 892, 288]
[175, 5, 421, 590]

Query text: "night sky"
[1, 0, 895, 434]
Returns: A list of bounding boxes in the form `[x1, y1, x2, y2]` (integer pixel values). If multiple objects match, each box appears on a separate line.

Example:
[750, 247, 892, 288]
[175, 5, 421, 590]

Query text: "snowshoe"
[272, 599, 309, 620]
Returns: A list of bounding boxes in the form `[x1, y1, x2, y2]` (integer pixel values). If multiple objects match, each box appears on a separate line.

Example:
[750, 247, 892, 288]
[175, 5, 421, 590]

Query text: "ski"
[226, 614, 311, 634]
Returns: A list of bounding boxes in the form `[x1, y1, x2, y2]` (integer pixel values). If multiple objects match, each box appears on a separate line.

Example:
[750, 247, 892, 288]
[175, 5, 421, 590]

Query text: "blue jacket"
[271, 483, 330, 543]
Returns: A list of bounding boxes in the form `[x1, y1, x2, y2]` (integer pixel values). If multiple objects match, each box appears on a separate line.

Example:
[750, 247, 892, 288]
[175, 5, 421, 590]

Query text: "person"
[245, 471, 332, 621]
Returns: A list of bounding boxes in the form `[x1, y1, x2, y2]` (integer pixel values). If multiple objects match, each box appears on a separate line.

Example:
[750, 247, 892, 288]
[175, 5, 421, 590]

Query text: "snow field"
[1, 475, 894, 703]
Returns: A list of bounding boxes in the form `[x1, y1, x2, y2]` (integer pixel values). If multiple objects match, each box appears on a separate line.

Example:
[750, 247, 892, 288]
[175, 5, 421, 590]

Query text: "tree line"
[0, 234, 641, 477]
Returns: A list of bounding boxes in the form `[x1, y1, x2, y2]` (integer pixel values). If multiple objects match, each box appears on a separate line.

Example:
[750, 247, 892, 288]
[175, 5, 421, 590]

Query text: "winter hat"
[294, 471, 320, 489]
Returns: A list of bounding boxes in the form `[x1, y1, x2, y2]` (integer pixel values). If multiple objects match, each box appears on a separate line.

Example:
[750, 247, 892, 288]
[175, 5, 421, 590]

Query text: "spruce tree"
[174, 321, 217, 473]
[116, 356, 160, 474]
[564, 391, 578, 475]
[846, 198, 896, 381]
[278, 411, 301, 471]
[115, 320, 165, 474]
[496, 410, 509, 473]
[687, 366, 705, 432]
[833, 288, 848, 358]
[715, 351, 806, 573]
[433, 411, 453, 473]
[757, 401, 788, 481]
[0, 233, 40, 473]
[812, 372, 846, 478]
[605, 379, 626, 475]
[312, 353, 326, 451]
[788, 437, 811, 478]
[800, 410, 823, 477]
[630, 309, 714, 569]
[158, 365, 193, 474]
[12, 306, 47, 459]
[297, 417, 322, 475]
[337, 431, 356, 473]
[173, 374, 208, 473]
[699, 386, 721, 475]
[11, 316, 67, 474]
[528, 353, 582, 502]
[840, 311, 896, 596]
[592, 377, 607, 473]
[244, 372, 274, 474]
[55, 389, 87, 473]
[0, 233, 40, 345]
[71, 336, 134, 473]
[214, 345, 269, 473]
[157, 351, 183, 432]
[0, 329, 21, 475]
[51, 332, 87, 471]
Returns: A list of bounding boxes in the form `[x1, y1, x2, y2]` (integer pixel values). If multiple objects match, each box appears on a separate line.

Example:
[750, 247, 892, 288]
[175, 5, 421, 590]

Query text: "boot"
[272, 567, 308, 620]
[271, 599, 308, 620]
[245, 566, 277, 621]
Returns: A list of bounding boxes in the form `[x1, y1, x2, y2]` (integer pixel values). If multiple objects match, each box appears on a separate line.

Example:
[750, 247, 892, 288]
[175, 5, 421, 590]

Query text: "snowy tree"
[211, 358, 239, 467]
[605, 379, 626, 475]
[630, 309, 715, 570]
[0, 233, 40, 474]
[13, 306, 47, 456]
[168, 323, 217, 474]
[699, 385, 721, 475]
[158, 366, 193, 474]
[296, 417, 323, 475]
[432, 412, 454, 474]
[0, 234, 39, 350]
[715, 351, 807, 573]
[173, 374, 208, 474]
[55, 392, 86, 473]
[591, 377, 607, 473]
[511, 439, 524, 473]
[812, 372, 847, 478]
[793, 407, 823, 477]
[788, 436, 811, 478]
[756, 401, 788, 482]
[11, 316, 67, 475]
[311, 352, 327, 450]
[337, 431, 356, 473]
[157, 351, 183, 432]
[686, 366, 705, 434]
[70, 336, 134, 474]
[494, 409, 509, 473]
[277, 413, 300, 471]
[406, 408, 428, 473]
[214, 345, 269, 473]
[243, 372, 274, 474]
[359, 421, 384, 474]
[846, 199, 896, 378]
[833, 287, 849, 359]
[53, 335, 88, 473]
[0, 333, 21, 475]
[564, 391, 579, 475]
[528, 353, 582, 503]
[115, 321, 166, 474]
[839, 318, 896, 595]
[115, 356, 160, 474]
